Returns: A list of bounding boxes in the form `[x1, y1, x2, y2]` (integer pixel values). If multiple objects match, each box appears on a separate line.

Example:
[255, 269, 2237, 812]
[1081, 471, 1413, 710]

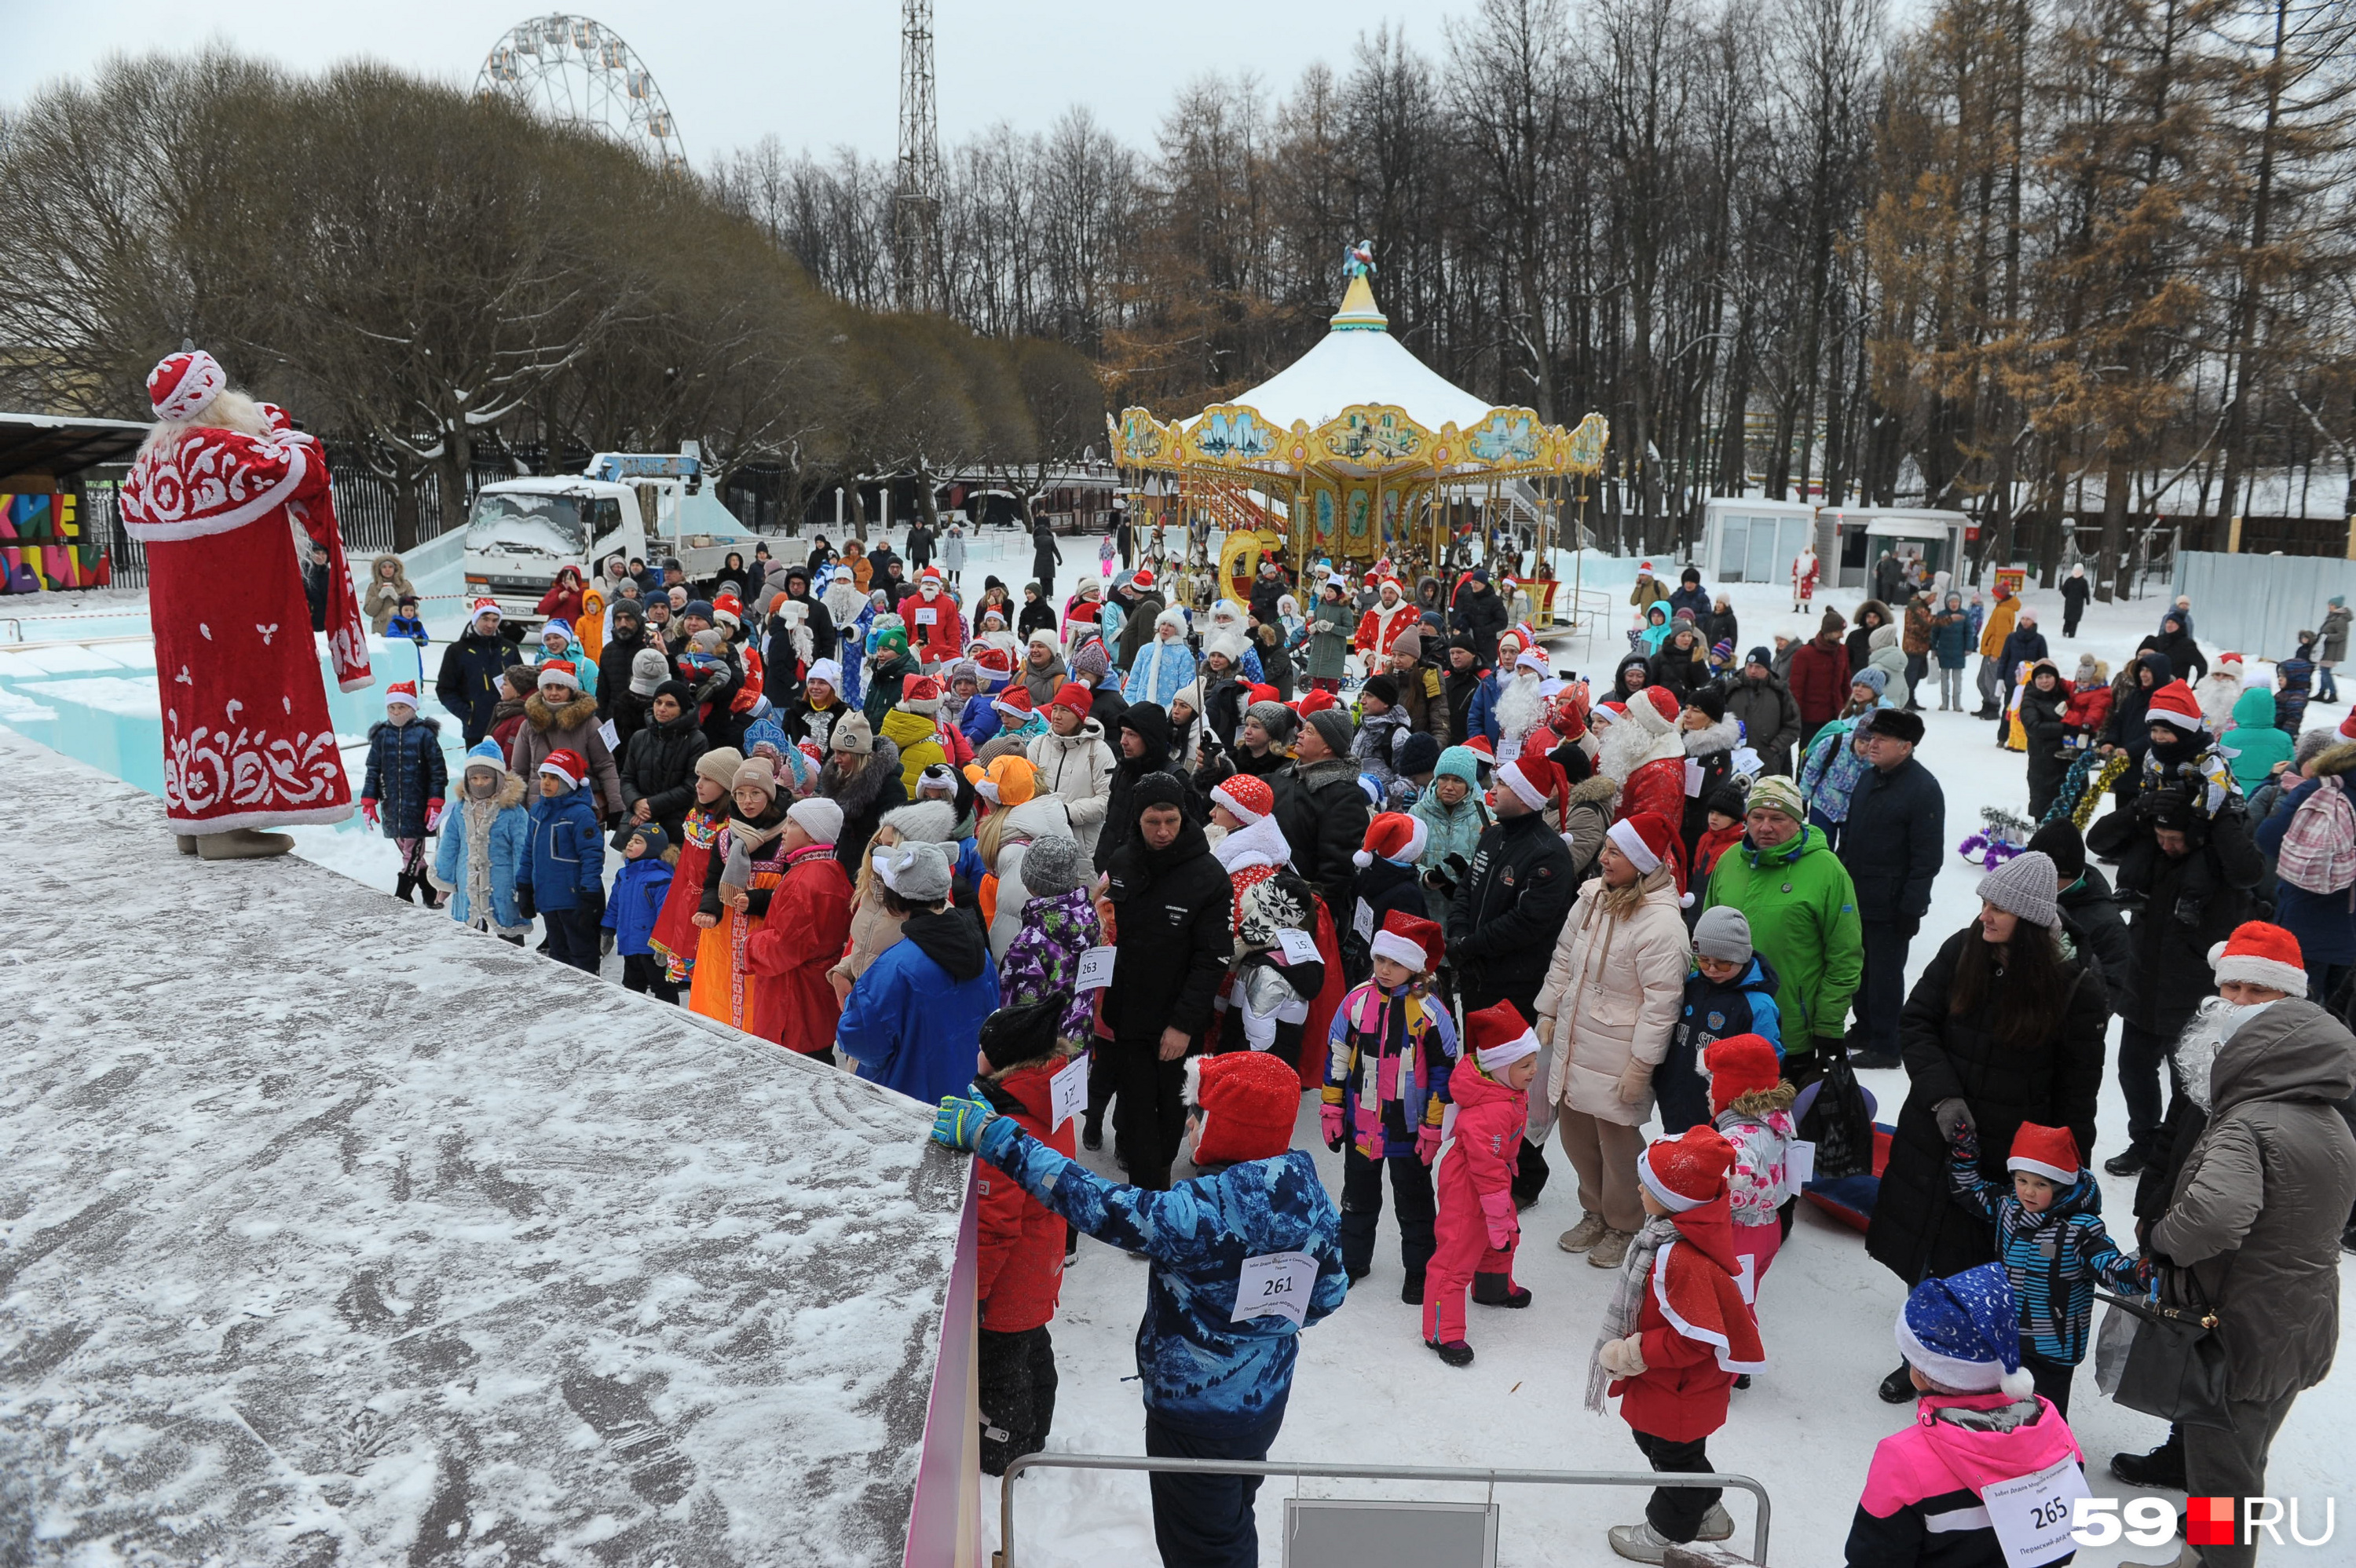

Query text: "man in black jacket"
[1277, 708, 1373, 919]
[1030, 519, 1063, 601]
[1447, 753, 1577, 1203]
[1838, 708, 1945, 1069]
[1725, 649, 1802, 777]
[1102, 774, 1234, 1190]
[435, 601, 525, 745]
[1451, 568, 1509, 665]
[2086, 788, 2267, 1176]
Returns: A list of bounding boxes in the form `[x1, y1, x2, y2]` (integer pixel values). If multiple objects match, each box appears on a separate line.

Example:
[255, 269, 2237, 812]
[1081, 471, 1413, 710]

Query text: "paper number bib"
[1232, 1250, 1318, 1329]
[1981, 1457, 2092, 1567]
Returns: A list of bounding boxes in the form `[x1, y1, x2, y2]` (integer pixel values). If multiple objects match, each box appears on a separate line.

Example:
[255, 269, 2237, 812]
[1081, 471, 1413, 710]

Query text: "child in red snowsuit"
[966, 1000, 1080, 1475]
[2060, 662, 2113, 750]
[1590, 1126, 1766, 1558]
[1422, 1000, 1538, 1365]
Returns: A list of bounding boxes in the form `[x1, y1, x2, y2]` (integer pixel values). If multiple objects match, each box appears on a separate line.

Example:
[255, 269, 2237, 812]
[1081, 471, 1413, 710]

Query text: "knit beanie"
[787, 795, 844, 845]
[2025, 818, 2086, 884]
[1246, 700, 1298, 741]
[1361, 674, 1400, 708]
[1305, 707, 1355, 758]
[1396, 732, 1442, 780]
[1746, 775, 1805, 822]
[880, 800, 960, 844]
[875, 839, 952, 903]
[1433, 744, 1482, 786]
[1693, 906, 1754, 964]
[1975, 850, 2059, 929]
[694, 747, 745, 789]
[1019, 834, 1089, 897]
[1704, 777, 1751, 821]
[979, 999, 1066, 1073]
[731, 756, 779, 800]
[1853, 666, 1889, 696]
[627, 823, 670, 857]
[829, 714, 875, 755]
[503, 663, 538, 699]
[1685, 686, 1727, 722]
[630, 648, 671, 696]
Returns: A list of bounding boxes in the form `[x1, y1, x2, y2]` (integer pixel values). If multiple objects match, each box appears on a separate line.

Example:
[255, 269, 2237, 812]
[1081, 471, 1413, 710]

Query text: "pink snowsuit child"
[1422, 1000, 1538, 1364]
[1701, 1034, 1797, 1328]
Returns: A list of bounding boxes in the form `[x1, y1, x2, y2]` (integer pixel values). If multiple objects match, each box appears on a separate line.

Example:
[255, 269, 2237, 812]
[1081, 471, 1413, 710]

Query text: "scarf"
[1586, 1215, 1679, 1414]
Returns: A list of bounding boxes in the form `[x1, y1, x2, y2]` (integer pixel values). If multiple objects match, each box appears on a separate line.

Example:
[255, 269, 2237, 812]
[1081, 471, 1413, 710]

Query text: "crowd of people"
[346, 531, 2356, 1568]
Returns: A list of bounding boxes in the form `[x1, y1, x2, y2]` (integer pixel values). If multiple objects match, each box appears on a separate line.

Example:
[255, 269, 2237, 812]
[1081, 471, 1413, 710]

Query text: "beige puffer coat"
[1027, 719, 1116, 855]
[1533, 873, 1691, 1126]
[362, 553, 415, 634]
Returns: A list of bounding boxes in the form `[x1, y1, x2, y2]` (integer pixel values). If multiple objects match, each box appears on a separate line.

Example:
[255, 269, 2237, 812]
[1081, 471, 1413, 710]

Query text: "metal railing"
[995, 1452, 1772, 1566]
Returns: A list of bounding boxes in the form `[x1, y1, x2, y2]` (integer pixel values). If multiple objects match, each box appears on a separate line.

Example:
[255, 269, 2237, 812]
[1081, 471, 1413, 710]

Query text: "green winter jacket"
[1306, 596, 1354, 682]
[2224, 684, 2293, 792]
[1702, 824, 1864, 1052]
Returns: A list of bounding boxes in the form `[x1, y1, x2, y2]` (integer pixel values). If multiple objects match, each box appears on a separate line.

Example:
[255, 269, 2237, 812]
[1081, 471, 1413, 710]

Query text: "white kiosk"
[1819, 506, 1971, 589]
[1700, 497, 1819, 587]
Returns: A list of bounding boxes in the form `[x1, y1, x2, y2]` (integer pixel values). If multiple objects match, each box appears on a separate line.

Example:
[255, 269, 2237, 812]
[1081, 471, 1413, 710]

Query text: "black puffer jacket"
[1725, 671, 1802, 777]
[2058, 865, 2131, 1016]
[1099, 703, 1176, 872]
[820, 737, 906, 869]
[1866, 925, 2108, 1285]
[435, 627, 525, 744]
[1277, 755, 1373, 915]
[617, 709, 708, 844]
[1838, 755, 1946, 928]
[1100, 820, 1231, 1044]
[2087, 802, 2268, 1034]
[2018, 663, 2070, 810]
[1446, 809, 1576, 994]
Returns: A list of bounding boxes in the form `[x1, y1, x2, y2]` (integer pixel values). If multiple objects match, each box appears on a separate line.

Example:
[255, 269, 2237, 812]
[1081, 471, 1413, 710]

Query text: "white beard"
[1494, 672, 1544, 745]
[1596, 718, 1654, 784]
[2173, 997, 2277, 1112]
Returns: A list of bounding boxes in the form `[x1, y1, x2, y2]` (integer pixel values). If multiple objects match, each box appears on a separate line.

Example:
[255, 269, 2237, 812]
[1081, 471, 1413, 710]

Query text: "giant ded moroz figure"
[119, 349, 371, 858]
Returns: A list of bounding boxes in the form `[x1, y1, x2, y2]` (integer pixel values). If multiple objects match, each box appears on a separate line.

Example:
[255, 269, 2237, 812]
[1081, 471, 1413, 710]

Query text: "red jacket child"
[1423, 1001, 1538, 1362]
[744, 802, 855, 1054]
[2062, 677, 2113, 740]
[647, 755, 742, 984]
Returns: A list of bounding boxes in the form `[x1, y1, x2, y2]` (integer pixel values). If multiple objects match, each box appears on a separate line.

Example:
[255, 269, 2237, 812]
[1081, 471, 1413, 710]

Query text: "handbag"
[1799, 1036, 1875, 1181]
[2100, 1266, 2236, 1431]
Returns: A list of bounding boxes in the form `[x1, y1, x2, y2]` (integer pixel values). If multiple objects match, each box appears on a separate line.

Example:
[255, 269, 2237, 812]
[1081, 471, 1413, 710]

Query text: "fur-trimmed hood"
[820, 736, 904, 814]
[1681, 716, 1742, 758]
[1564, 773, 1619, 811]
[524, 691, 600, 733]
[459, 770, 529, 810]
[2312, 740, 2356, 779]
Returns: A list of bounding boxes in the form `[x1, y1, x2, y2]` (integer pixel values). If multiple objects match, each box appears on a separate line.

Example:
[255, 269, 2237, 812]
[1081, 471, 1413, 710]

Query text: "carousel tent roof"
[1205, 276, 1497, 434]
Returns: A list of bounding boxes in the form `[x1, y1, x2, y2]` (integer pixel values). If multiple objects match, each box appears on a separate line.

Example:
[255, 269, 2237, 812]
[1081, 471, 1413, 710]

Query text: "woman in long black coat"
[2017, 659, 2070, 820]
[1863, 849, 2106, 1400]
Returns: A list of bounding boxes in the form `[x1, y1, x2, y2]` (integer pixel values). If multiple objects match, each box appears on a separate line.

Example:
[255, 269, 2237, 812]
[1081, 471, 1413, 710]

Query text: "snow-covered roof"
[0, 730, 964, 1566]
[1211, 276, 1498, 434]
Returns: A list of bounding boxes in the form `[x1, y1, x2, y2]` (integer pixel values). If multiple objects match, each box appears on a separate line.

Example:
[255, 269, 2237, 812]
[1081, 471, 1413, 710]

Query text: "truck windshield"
[466, 492, 590, 556]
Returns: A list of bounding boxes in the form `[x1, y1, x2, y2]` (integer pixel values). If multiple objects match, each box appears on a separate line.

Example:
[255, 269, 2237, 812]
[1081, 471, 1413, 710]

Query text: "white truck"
[459, 444, 763, 625]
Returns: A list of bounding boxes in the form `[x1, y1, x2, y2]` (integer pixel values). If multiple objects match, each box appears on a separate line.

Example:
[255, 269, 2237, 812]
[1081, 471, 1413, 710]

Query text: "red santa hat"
[1640, 684, 1683, 729]
[1498, 754, 1564, 813]
[1592, 700, 1625, 728]
[1132, 567, 1155, 588]
[1640, 560, 1656, 573]
[898, 674, 943, 716]
[1296, 687, 1339, 717]
[1608, 810, 1691, 905]
[2007, 1123, 2083, 1185]
[148, 349, 227, 421]
[1246, 682, 1281, 707]
[992, 685, 1037, 722]
[2217, 650, 2244, 668]
[1212, 773, 1275, 824]
[538, 748, 587, 788]
[920, 565, 944, 584]
[973, 645, 1015, 679]
[2207, 920, 2307, 996]
[2342, 709, 2356, 740]
[383, 680, 420, 711]
[1640, 1125, 1737, 1212]
[712, 593, 743, 628]
[537, 659, 580, 692]
[2144, 678, 2205, 732]
[1464, 734, 1495, 760]
[1183, 1050, 1300, 1164]
[469, 597, 503, 624]
[1468, 998, 1540, 1073]
[1552, 685, 1592, 740]
[1052, 682, 1093, 716]
[1702, 1034, 1782, 1118]
[1355, 811, 1430, 868]
[1370, 909, 1443, 974]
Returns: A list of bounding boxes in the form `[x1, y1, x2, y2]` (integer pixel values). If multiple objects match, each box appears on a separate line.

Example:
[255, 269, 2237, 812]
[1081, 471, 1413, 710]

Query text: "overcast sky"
[5, 3, 1458, 168]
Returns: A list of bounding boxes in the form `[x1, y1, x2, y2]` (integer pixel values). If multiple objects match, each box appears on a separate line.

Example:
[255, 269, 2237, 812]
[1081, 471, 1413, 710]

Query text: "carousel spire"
[1331, 241, 1388, 333]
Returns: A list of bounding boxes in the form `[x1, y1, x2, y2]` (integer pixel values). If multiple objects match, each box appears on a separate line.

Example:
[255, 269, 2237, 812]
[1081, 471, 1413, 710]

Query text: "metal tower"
[894, 0, 945, 313]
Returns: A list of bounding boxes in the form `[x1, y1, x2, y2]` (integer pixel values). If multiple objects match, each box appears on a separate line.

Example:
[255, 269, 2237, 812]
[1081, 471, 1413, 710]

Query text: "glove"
[1615, 1059, 1653, 1105]
[931, 1090, 1000, 1153]
[1320, 1105, 1345, 1153]
[1478, 1188, 1519, 1252]
[1443, 852, 1472, 885]
[580, 887, 605, 923]
[424, 799, 444, 832]
[1598, 1333, 1648, 1378]
[1895, 913, 1920, 938]
[515, 887, 536, 920]
[1417, 1125, 1442, 1167]
[1933, 1098, 1976, 1140]
[600, 930, 616, 956]
[360, 798, 380, 826]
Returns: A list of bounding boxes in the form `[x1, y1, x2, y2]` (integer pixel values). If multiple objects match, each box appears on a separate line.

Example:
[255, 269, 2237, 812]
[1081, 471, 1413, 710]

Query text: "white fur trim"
[1607, 817, 1662, 874]
[1501, 760, 1549, 813]
[1653, 1241, 1767, 1374]
[1476, 1029, 1538, 1072]
[168, 802, 353, 832]
[1369, 929, 1429, 971]
[122, 438, 309, 543]
[1212, 780, 1268, 824]
[1182, 1054, 1205, 1109]
[2007, 1155, 2079, 1184]
[2206, 944, 2307, 997]
[1637, 1156, 1706, 1212]
[1895, 1313, 2006, 1393]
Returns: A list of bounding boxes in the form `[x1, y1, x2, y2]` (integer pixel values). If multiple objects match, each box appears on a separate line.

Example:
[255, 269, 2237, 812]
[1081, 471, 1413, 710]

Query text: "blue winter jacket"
[1659, 953, 1784, 1135]
[1123, 638, 1198, 708]
[960, 686, 1005, 750]
[976, 1126, 1348, 1434]
[517, 790, 606, 912]
[1465, 671, 1502, 745]
[432, 784, 529, 929]
[361, 716, 448, 839]
[1950, 1126, 2141, 1364]
[840, 912, 1001, 1105]
[602, 855, 674, 956]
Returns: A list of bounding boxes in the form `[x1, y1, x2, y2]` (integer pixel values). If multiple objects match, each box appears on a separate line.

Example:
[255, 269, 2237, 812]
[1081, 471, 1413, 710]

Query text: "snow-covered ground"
[7, 530, 2352, 1564]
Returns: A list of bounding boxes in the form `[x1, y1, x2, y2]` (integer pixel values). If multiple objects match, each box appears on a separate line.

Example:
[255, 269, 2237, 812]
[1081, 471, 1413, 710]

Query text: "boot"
[1472, 1272, 1531, 1307]
[1427, 1337, 1475, 1367]
[1696, 1503, 1735, 1541]
[195, 828, 294, 861]
[393, 872, 418, 905]
[1588, 1228, 1633, 1268]
[1081, 1116, 1103, 1153]
[1879, 1361, 1917, 1403]
[1559, 1212, 1608, 1253]
[2109, 1429, 2186, 1490]
[175, 835, 198, 855]
[1400, 1273, 1425, 1305]
[2104, 1146, 2146, 1177]
[1606, 1519, 1674, 1563]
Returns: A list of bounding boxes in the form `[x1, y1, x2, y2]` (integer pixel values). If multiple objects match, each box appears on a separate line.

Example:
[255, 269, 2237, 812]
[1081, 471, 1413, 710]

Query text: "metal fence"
[2173, 549, 2356, 663]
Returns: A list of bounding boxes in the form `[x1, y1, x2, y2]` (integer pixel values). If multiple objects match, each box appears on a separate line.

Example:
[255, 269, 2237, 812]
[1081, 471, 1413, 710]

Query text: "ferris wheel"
[477, 14, 688, 173]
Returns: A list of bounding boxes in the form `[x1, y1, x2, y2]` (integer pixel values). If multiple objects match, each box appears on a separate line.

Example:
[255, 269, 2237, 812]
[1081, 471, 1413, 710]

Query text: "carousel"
[1108, 242, 1609, 623]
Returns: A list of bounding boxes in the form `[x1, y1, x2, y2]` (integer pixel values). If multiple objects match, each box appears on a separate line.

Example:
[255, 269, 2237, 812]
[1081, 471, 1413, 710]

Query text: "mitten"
[1417, 1125, 1442, 1166]
[930, 1091, 1000, 1153]
[1615, 1059, 1653, 1104]
[599, 930, 616, 956]
[424, 799, 445, 832]
[1597, 1333, 1648, 1378]
[1320, 1105, 1345, 1152]
[1478, 1188, 1519, 1252]
[1933, 1098, 1975, 1140]
[360, 798, 380, 826]
[515, 887, 536, 920]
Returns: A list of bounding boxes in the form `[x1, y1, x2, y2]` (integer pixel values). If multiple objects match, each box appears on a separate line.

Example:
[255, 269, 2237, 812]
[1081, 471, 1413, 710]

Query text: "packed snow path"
[0, 730, 964, 1568]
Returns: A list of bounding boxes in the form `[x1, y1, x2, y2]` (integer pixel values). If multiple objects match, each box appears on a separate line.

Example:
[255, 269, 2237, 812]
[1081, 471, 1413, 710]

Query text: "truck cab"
[459, 445, 761, 626]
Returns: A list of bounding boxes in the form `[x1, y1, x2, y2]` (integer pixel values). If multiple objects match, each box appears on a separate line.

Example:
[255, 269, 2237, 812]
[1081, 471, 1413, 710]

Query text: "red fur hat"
[1703, 1035, 1782, 1117]
[1183, 1051, 1299, 1164]
[1640, 1125, 1737, 1212]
